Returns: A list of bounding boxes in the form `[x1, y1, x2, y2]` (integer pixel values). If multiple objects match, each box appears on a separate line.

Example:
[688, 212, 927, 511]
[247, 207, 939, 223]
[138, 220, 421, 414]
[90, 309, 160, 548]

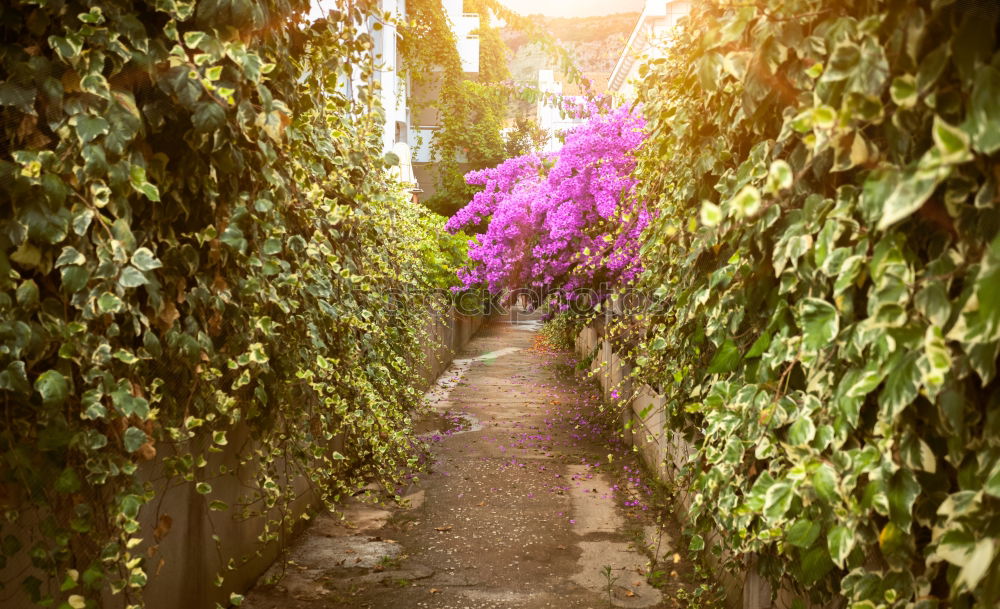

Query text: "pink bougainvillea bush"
[445, 105, 648, 301]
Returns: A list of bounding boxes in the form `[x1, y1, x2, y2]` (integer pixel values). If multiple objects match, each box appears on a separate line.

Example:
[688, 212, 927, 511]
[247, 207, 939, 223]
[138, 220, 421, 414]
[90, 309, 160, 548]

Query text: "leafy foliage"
[401, 0, 511, 217]
[0, 0, 457, 605]
[503, 116, 549, 159]
[618, 1, 1000, 607]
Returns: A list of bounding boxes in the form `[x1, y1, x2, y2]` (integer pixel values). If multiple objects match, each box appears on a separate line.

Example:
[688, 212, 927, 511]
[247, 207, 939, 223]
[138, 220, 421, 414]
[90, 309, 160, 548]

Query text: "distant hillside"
[502, 12, 639, 50]
[501, 12, 639, 86]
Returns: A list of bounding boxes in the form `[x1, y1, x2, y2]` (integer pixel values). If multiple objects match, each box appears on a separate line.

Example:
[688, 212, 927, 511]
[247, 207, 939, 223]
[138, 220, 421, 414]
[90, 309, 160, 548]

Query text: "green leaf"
[55, 246, 86, 267]
[827, 525, 854, 568]
[81, 390, 107, 420]
[799, 298, 839, 351]
[0, 361, 31, 395]
[822, 42, 861, 82]
[220, 225, 247, 253]
[80, 73, 110, 99]
[764, 481, 794, 522]
[958, 538, 995, 591]
[968, 341, 1000, 386]
[937, 530, 996, 592]
[843, 367, 884, 399]
[49, 34, 83, 59]
[700, 201, 723, 227]
[968, 66, 1000, 154]
[798, 545, 834, 586]
[35, 370, 69, 405]
[184, 31, 207, 48]
[877, 150, 950, 230]
[0, 82, 36, 113]
[2, 534, 23, 556]
[787, 519, 821, 548]
[765, 160, 793, 194]
[746, 332, 771, 358]
[61, 266, 90, 293]
[55, 468, 81, 494]
[192, 102, 226, 133]
[689, 534, 705, 551]
[972, 234, 1000, 342]
[118, 266, 148, 288]
[729, 185, 761, 218]
[131, 247, 162, 271]
[932, 116, 973, 165]
[16, 279, 39, 308]
[921, 326, 951, 397]
[196, 482, 212, 494]
[889, 74, 917, 108]
[123, 427, 147, 453]
[812, 105, 837, 129]
[707, 339, 741, 374]
[787, 416, 816, 446]
[97, 292, 123, 314]
[887, 468, 920, 531]
[129, 165, 160, 202]
[915, 281, 950, 327]
[812, 463, 839, 503]
[986, 461, 1000, 498]
[112, 388, 149, 419]
[878, 351, 920, 421]
[76, 116, 109, 144]
[833, 256, 864, 296]
[73, 209, 94, 236]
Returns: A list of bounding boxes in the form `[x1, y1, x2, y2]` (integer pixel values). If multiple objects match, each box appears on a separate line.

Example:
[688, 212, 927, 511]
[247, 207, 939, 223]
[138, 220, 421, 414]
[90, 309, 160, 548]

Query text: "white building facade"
[408, 0, 481, 199]
[410, 0, 480, 165]
[608, 0, 691, 100]
[535, 69, 585, 153]
[365, 0, 418, 188]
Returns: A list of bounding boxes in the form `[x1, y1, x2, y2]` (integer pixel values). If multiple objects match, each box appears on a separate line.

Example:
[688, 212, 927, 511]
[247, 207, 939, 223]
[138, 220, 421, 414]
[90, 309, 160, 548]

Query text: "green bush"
[0, 0, 454, 604]
[623, 1, 1000, 607]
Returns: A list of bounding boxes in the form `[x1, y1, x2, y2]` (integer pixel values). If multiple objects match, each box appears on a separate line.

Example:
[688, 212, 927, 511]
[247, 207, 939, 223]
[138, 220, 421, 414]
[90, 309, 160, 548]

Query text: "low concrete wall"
[419, 310, 485, 387]
[4, 309, 487, 609]
[575, 323, 775, 609]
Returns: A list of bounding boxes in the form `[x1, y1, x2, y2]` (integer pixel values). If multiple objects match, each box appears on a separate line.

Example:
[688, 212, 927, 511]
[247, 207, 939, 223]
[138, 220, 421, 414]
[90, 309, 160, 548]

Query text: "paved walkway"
[244, 316, 673, 609]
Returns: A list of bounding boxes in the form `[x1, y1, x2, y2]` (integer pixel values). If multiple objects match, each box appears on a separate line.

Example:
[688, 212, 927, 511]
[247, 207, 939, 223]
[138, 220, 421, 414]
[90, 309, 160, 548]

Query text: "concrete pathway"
[244, 316, 675, 609]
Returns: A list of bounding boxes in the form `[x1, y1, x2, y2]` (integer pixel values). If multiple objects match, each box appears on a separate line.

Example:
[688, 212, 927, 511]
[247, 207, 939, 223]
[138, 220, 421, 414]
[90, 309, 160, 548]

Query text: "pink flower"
[447, 105, 648, 299]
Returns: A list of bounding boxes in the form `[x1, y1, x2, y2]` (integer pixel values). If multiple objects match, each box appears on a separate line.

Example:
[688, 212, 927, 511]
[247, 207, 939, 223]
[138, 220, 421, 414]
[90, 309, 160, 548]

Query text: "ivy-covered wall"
[611, 0, 1000, 608]
[402, 0, 512, 217]
[0, 0, 467, 606]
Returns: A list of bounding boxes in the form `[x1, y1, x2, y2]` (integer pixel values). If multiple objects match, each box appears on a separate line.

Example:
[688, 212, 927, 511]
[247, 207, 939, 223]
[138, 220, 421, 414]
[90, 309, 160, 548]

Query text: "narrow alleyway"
[244, 314, 674, 609]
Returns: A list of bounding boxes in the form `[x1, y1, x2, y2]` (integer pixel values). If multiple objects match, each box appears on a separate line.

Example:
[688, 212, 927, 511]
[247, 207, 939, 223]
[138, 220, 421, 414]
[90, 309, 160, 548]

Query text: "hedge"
[621, 1, 1000, 607]
[0, 0, 456, 605]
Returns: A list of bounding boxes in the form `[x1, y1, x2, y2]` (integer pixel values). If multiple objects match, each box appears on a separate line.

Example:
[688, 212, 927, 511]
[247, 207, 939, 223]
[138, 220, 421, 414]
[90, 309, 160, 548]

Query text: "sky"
[496, 0, 645, 18]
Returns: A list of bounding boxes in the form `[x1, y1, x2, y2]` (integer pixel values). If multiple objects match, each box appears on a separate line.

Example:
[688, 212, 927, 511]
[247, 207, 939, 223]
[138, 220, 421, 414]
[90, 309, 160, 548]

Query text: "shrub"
[446, 105, 647, 300]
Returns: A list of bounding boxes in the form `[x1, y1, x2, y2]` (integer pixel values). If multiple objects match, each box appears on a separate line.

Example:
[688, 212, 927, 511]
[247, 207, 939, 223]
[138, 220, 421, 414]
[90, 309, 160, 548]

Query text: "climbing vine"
[612, 0, 1000, 607]
[400, 0, 598, 217]
[400, 0, 510, 217]
[0, 0, 459, 606]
